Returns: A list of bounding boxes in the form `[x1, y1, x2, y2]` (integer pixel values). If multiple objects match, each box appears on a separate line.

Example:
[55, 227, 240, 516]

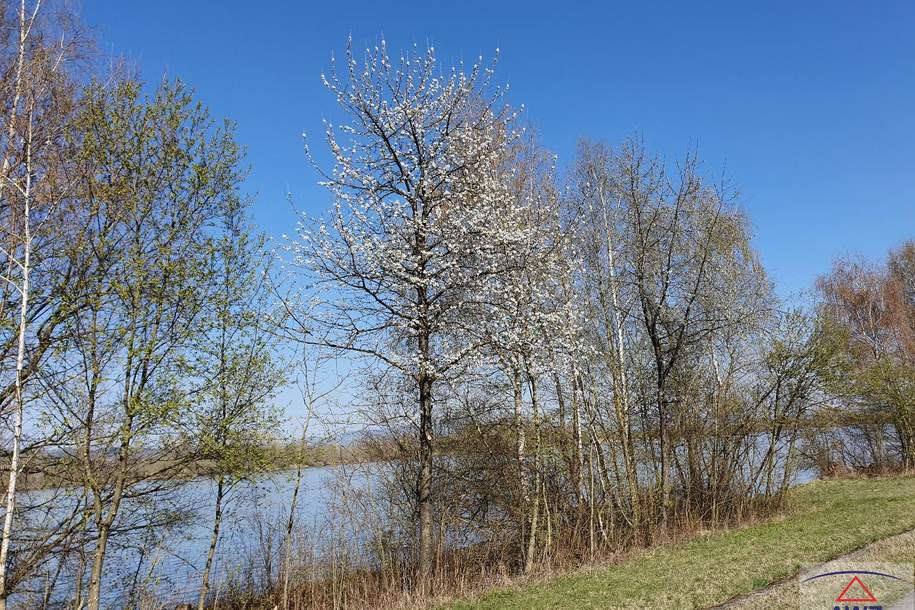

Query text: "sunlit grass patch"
[445, 475, 915, 610]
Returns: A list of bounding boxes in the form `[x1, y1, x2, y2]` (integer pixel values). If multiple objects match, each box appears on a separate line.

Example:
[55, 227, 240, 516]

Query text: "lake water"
[16, 465, 353, 609]
[138, 465, 345, 605]
[17, 452, 819, 609]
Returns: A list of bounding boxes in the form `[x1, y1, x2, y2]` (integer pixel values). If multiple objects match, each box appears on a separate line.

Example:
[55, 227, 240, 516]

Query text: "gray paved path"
[889, 590, 915, 610]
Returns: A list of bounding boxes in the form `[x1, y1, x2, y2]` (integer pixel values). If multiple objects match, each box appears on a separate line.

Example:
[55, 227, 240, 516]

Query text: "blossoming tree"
[293, 39, 534, 584]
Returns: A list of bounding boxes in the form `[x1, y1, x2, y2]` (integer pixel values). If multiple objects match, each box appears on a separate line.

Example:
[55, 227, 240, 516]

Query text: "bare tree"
[568, 140, 642, 534]
[818, 243, 915, 467]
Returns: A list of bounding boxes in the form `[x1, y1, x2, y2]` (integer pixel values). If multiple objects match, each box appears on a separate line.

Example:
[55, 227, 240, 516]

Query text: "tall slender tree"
[0, 2, 83, 605]
[192, 207, 283, 610]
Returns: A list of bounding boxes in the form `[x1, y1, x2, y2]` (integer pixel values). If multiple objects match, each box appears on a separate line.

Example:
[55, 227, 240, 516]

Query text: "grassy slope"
[727, 528, 915, 609]
[446, 476, 915, 610]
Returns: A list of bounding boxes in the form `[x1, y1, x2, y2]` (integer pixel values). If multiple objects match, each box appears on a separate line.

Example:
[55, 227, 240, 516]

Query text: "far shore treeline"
[1, 3, 913, 610]
[3, 438, 394, 493]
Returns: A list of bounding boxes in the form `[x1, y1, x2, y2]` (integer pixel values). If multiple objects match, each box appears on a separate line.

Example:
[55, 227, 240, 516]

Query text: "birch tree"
[0, 7, 38, 602]
[0, 2, 83, 605]
[565, 139, 780, 535]
[569, 140, 642, 533]
[479, 143, 570, 570]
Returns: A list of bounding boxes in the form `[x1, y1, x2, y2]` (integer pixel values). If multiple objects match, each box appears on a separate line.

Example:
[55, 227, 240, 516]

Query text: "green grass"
[445, 475, 915, 609]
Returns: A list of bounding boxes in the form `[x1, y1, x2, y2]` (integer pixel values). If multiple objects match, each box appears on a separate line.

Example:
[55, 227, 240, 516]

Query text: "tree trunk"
[417, 368, 434, 588]
[86, 523, 111, 610]
[511, 366, 529, 566]
[0, 13, 31, 597]
[602, 194, 640, 531]
[198, 475, 225, 610]
[524, 371, 541, 574]
[588, 445, 595, 562]
[282, 414, 310, 610]
[595, 183, 641, 534]
[0, 244, 26, 610]
[570, 367, 584, 503]
[86, 425, 131, 610]
[657, 381, 670, 532]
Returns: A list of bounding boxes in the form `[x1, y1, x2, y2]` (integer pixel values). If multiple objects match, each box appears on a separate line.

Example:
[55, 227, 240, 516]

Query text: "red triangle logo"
[835, 575, 878, 603]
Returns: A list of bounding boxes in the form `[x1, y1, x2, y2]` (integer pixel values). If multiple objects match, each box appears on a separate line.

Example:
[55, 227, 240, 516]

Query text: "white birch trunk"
[0, 4, 33, 597]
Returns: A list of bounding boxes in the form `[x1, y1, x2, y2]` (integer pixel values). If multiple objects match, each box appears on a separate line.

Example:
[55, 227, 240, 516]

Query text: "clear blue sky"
[81, 0, 915, 298]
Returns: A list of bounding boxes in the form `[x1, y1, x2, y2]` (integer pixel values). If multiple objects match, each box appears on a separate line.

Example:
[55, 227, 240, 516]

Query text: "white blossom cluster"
[293, 39, 563, 383]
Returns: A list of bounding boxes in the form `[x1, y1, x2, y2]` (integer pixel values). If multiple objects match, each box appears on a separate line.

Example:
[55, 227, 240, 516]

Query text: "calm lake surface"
[142, 465, 345, 605]
[19, 465, 352, 608]
[19, 454, 818, 608]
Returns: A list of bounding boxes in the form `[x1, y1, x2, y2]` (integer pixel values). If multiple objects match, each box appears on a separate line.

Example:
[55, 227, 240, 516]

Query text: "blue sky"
[81, 0, 915, 298]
